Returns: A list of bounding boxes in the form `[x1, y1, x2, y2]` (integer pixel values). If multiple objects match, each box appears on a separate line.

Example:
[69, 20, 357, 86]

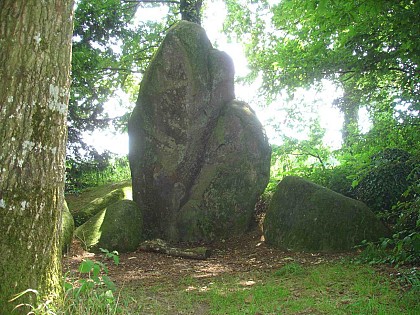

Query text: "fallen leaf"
[240, 280, 256, 287]
[244, 294, 254, 304]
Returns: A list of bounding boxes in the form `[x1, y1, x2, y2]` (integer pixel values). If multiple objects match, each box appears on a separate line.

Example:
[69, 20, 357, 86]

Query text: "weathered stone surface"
[264, 176, 390, 252]
[128, 21, 271, 243]
[72, 186, 132, 226]
[74, 200, 143, 253]
[61, 200, 74, 254]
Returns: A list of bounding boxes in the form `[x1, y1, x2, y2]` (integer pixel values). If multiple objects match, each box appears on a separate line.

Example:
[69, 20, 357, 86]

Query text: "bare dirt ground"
[63, 230, 353, 288]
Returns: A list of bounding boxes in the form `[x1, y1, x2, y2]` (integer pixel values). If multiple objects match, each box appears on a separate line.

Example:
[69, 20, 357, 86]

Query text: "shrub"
[352, 148, 416, 213]
[356, 163, 420, 266]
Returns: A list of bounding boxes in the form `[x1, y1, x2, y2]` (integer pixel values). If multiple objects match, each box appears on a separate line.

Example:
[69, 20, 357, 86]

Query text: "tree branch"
[291, 151, 326, 170]
[95, 67, 142, 74]
[139, 239, 211, 260]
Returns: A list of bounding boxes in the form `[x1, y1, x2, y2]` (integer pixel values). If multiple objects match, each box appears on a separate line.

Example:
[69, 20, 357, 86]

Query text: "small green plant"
[398, 268, 420, 292]
[354, 239, 390, 265]
[356, 231, 420, 266]
[11, 249, 123, 314]
[62, 251, 121, 314]
[100, 248, 120, 265]
[9, 289, 57, 315]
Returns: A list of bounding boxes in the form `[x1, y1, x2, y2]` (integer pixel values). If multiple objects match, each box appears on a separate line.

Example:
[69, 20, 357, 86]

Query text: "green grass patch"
[124, 262, 420, 314]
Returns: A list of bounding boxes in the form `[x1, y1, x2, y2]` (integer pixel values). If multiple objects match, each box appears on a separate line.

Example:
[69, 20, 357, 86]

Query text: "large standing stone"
[128, 21, 271, 243]
[264, 176, 390, 252]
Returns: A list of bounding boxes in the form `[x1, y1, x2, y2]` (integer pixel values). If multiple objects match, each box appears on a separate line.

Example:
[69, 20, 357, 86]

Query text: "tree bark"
[180, 0, 203, 25]
[123, 0, 203, 24]
[139, 239, 211, 260]
[334, 86, 360, 146]
[0, 1, 74, 313]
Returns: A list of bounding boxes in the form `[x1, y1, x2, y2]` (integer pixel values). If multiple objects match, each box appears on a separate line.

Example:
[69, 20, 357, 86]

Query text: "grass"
[123, 262, 420, 314]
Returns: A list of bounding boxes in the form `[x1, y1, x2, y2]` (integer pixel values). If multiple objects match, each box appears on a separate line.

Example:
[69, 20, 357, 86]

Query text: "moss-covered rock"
[177, 101, 271, 242]
[72, 186, 132, 226]
[61, 200, 74, 254]
[128, 21, 271, 243]
[74, 200, 143, 253]
[264, 176, 390, 252]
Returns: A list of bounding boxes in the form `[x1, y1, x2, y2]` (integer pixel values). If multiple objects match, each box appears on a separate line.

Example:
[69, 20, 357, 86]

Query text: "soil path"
[63, 230, 352, 287]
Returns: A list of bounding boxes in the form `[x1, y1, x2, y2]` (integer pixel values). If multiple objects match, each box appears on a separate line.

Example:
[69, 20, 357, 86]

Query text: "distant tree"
[69, 0, 204, 158]
[0, 0, 73, 313]
[123, 0, 203, 24]
[69, 0, 165, 157]
[179, 0, 203, 24]
[225, 0, 419, 144]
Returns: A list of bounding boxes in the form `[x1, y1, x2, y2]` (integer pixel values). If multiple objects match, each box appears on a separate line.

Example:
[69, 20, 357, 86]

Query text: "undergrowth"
[12, 247, 420, 314]
[66, 155, 130, 193]
[11, 249, 128, 315]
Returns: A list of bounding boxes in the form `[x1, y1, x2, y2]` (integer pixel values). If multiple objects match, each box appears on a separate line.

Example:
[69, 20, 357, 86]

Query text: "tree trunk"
[334, 87, 360, 146]
[0, 1, 74, 313]
[180, 0, 203, 25]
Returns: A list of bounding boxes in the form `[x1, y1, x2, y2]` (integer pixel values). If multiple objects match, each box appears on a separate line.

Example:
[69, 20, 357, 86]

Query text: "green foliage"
[225, 0, 420, 185]
[9, 289, 57, 315]
[357, 172, 420, 266]
[268, 120, 334, 190]
[400, 268, 420, 292]
[352, 148, 417, 213]
[393, 174, 420, 234]
[62, 250, 122, 314]
[225, 0, 419, 109]
[11, 250, 125, 315]
[357, 232, 420, 267]
[69, 0, 170, 156]
[100, 248, 120, 266]
[318, 164, 355, 197]
[65, 154, 130, 193]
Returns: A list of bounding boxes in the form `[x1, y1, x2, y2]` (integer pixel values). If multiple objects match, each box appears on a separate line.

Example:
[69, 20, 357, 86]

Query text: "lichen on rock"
[128, 21, 271, 243]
